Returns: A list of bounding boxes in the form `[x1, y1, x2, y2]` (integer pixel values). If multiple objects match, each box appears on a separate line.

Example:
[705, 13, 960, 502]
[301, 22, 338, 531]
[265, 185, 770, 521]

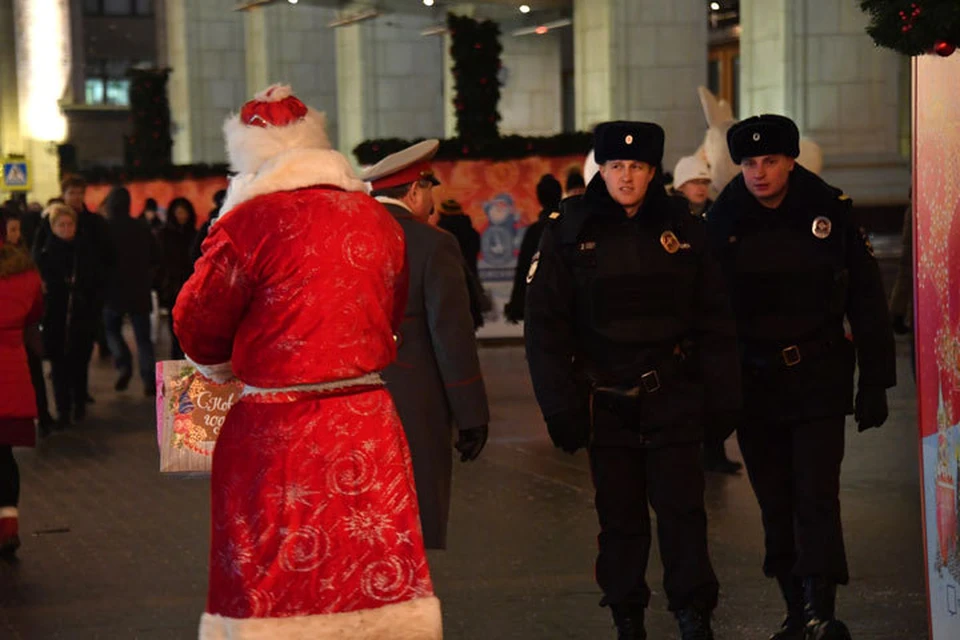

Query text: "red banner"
[431, 154, 586, 338]
[914, 55, 960, 639]
[85, 176, 229, 226]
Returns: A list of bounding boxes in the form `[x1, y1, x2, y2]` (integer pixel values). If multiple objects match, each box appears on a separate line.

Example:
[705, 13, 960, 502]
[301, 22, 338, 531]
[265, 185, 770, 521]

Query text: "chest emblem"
[659, 231, 691, 254]
[812, 216, 832, 239]
[526, 251, 540, 284]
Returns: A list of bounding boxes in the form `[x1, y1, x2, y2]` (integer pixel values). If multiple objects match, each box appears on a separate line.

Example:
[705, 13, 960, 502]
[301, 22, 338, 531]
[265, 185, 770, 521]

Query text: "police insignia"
[548, 211, 561, 220]
[526, 251, 540, 283]
[812, 216, 832, 239]
[660, 231, 681, 254]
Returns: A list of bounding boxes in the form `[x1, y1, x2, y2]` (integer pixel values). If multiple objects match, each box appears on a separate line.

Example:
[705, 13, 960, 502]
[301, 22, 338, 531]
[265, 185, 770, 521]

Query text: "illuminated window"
[85, 59, 133, 106]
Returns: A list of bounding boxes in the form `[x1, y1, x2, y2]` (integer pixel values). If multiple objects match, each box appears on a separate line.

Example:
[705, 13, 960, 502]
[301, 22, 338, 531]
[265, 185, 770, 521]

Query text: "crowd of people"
[0, 181, 224, 557]
[0, 82, 905, 640]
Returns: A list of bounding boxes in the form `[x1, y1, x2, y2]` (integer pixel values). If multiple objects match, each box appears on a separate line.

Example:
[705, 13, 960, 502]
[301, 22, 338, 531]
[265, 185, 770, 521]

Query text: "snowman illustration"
[480, 194, 521, 276]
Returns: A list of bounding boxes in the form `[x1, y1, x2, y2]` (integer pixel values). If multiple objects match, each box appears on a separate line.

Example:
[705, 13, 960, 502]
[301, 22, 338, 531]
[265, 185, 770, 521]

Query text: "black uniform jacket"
[524, 175, 741, 448]
[706, 165, 896, 422]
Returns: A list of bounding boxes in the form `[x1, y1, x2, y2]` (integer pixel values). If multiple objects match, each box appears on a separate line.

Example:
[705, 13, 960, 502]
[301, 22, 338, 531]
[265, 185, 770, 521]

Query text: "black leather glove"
[455, 425, 488, 462]
[891, 315, 910, 335]
[855, 386, 889, 432]
[546, 407, 591, 454]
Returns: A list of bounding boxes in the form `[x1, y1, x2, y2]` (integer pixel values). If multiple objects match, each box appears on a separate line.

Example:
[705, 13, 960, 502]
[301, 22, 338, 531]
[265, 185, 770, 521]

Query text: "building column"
[166, 0, 245, 165]
[573, 0, 708, 170]
[243, 3, 340, 149]
[9, 0, 72, 201]
[740, 0, 909, 203]
[334, 5, 445, 163]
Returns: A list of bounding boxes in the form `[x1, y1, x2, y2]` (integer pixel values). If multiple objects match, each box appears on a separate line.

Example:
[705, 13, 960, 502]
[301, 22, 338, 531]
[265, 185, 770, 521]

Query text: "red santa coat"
[173, 148, 441, 639]
[0, 245, 43, 447]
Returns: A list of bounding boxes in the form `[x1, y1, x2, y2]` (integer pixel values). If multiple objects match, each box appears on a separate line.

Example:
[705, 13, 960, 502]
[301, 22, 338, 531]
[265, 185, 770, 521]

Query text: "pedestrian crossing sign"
[1, 158, 31, 191]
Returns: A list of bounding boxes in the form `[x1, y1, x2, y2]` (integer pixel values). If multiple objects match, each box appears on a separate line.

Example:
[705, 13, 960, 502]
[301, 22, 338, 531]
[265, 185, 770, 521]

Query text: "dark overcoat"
[380, 200, 490, 549]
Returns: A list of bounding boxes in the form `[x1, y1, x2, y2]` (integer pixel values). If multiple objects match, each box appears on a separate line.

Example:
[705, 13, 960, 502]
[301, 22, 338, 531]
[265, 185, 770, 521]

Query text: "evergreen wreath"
[124, 68, 174, 169]
[860, 0, 960, 56]
[447, 13, 503, 141]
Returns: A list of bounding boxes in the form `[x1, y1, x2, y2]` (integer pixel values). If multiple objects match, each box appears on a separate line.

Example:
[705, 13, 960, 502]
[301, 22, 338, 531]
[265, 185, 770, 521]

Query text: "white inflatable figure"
[583, 149, 599, 187]
[696, 86, 823, 197]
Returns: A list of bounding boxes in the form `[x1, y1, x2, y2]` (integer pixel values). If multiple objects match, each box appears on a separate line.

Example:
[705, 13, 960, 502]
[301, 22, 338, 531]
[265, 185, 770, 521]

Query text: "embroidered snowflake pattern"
[270, 482, 321, 509]
[341, 507, 395, 546]
[218, 539, 254, 578]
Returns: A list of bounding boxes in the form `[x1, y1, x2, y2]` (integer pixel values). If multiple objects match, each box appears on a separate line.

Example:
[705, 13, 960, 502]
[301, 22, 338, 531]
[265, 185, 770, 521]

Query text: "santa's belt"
[240, 373, 384, 402]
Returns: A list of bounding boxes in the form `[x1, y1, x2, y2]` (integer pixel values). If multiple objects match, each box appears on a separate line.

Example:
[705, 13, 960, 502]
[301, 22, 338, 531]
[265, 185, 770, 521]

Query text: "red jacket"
[0, 245, 43, 436]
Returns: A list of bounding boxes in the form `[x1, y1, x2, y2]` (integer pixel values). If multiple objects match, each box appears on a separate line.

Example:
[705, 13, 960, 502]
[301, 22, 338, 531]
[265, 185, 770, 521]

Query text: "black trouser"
[50, 345, 91, 421]
[0, 447, 19, 508]
[27, 349, 50, 420]
[737, 415, 849, 584]
[589, 443, 719, 612]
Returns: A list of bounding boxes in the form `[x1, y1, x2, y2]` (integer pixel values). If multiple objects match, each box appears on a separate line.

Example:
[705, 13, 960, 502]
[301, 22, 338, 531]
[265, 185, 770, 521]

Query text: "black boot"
[769, 575, 806, 640]
[803, 577, 851, 640]
[610, 603, 647, 640]
[676, 606, 714, 640]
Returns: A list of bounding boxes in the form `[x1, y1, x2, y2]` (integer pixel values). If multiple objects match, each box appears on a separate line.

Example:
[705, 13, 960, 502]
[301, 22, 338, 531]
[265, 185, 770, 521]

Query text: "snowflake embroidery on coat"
[342, 506, 395, 546]
[217, 538, 255, 578]
[270, 482, 321, 508]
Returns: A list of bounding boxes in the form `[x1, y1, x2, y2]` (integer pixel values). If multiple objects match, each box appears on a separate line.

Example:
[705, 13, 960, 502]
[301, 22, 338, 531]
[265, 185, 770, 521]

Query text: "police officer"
[706, 115, 896, 640]
[525, 121, 741, 640]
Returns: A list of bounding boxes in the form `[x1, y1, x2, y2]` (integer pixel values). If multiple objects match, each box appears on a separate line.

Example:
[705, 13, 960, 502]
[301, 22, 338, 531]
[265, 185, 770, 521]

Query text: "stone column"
[10, 0, 72, 201]
[573, 0, 708, 169]
[334, 7, 445, 163]
[166, 0, 245, 165]
[244, 3, 339, 148]
[740, 0, 909, 203]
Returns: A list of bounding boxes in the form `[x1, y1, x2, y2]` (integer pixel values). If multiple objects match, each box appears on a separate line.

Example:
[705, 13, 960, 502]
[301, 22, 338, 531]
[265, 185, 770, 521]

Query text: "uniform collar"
[375, 196, 414, 217]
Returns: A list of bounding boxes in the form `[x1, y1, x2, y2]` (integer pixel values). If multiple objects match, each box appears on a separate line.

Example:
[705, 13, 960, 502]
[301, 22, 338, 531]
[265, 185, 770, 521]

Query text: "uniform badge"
[752, 132, 761, 142]
[548, 211, 561, 220]
[660, 231, 681, 254]
[526, 251, 540, 284]
[625, 135, 634, 145]
[811, 216, 832, 239]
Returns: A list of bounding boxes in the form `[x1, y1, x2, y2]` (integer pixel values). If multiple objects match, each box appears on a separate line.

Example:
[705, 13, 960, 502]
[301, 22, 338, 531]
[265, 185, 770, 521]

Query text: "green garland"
[353, 132, 593, 166]
[448, 13, 503, 141]
[860, 0, 960, 55]
[124, 69, 174, 169]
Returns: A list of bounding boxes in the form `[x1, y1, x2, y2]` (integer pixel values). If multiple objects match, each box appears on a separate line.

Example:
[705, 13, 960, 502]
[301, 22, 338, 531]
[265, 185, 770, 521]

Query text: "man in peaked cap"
[706, 115, 896, 640]
[363, 140, 490, 550]
[524, 120, 741, 639]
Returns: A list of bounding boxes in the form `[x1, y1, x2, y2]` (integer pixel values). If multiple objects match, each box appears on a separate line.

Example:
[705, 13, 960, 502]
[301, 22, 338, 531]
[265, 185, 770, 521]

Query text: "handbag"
[155, 360, 243, 476]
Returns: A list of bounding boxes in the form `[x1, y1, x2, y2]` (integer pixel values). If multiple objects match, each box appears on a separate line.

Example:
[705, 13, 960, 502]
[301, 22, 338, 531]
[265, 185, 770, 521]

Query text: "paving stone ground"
[0, 256, 928, 639]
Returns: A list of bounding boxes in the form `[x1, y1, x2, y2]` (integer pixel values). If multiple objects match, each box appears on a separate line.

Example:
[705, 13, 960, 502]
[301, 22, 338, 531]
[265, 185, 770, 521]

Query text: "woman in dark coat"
[158, 197, 197, 359]
[504, 174, 562, 323]
[36, 204, 100, 426]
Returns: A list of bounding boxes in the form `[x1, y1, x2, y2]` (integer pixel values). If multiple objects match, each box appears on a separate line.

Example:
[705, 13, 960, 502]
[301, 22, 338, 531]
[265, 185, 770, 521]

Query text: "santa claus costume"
[173, 85, 442, 639]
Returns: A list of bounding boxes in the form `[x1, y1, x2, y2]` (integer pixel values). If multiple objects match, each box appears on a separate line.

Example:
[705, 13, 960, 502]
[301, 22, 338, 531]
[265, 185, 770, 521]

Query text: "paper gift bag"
[156, 360, 243, 476]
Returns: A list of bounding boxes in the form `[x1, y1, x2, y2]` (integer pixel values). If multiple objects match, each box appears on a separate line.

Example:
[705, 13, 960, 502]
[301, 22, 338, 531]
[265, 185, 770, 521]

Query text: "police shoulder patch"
[526, 251, 540, 283]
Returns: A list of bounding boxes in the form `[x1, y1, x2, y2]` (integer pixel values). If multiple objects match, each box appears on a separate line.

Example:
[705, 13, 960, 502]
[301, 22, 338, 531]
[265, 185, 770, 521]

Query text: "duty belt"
[592, 351, 687, 398]
[743, 333, 842, 372]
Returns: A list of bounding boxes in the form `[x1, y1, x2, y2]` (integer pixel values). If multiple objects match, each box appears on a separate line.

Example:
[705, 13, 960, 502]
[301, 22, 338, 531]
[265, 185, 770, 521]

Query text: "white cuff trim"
[186, 357, 236, 384]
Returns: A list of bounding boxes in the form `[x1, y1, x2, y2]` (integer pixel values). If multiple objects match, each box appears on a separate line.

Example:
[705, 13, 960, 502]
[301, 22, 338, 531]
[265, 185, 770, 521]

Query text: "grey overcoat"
[380, 200, 490, 549]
